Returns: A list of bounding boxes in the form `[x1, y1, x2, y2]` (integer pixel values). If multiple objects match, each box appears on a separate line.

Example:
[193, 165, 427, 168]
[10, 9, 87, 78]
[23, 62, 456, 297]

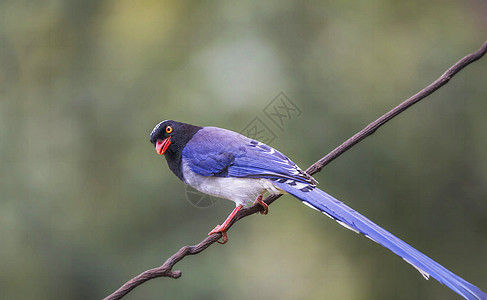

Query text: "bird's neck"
[164, 123, 202, 181]
[164, 150, 185, 181]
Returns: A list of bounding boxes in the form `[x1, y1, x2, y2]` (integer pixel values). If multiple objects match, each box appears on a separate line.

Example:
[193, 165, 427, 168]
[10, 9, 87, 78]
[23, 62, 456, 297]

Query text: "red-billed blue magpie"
[150, 120, 486, 300]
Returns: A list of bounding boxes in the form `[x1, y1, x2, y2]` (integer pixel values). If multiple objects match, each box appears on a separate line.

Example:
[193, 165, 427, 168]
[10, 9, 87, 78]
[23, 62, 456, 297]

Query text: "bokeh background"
[1, 1, 486, 299]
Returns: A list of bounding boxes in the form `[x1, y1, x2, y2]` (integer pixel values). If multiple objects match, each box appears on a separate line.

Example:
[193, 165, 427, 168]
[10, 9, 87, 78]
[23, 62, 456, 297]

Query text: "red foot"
[209, 225, 228, 244]
[208, 205, 243, 244]
[253, 195, 268, 215]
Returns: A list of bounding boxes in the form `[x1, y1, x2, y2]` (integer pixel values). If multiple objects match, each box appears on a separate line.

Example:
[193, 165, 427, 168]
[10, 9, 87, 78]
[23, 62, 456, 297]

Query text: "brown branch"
[103, 40, 487, 300]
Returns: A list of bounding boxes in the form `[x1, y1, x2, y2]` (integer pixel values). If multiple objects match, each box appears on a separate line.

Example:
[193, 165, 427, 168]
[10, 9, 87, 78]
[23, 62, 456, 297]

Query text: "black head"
[150, 120, 202, 181]
[150, 120, 202, 156]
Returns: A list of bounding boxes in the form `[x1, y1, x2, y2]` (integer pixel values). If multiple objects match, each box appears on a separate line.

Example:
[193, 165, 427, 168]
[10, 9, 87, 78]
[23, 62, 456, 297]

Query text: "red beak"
[156, 137, 171, 155]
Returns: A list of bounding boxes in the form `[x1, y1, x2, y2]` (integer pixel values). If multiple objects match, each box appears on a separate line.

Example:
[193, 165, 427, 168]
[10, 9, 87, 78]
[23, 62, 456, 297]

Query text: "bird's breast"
[181, 162, 281, 206]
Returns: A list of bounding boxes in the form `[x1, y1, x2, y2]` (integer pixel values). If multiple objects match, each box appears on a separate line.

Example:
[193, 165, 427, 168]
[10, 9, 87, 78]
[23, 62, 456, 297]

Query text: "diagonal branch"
[103, 40, 487, 300]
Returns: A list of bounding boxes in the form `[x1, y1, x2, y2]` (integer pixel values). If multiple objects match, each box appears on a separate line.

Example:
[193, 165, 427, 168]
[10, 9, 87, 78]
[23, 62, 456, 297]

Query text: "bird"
[150, 119, 486, 300]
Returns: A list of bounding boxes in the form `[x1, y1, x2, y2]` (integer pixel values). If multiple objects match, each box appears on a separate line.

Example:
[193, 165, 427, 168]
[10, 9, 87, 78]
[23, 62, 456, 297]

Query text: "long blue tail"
[273, 180, 486, 300]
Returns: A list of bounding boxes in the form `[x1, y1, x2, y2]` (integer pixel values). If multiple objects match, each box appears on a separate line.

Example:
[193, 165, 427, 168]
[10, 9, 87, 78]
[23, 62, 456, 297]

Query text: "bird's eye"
[166, 126, 173, 133]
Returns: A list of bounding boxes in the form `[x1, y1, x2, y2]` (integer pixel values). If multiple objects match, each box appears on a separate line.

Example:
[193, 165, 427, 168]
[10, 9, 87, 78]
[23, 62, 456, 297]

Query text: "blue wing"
[272, 179, 487, 300]
[182, 127, 316, 184]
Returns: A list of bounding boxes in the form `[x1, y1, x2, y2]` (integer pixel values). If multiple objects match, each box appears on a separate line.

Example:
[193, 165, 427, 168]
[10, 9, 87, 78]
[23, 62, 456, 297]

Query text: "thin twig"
[103, 40, 487, 300]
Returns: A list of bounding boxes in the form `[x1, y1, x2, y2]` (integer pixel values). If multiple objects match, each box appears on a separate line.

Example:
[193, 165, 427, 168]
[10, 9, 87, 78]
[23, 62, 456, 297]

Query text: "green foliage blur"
[1, 1, 486, 299]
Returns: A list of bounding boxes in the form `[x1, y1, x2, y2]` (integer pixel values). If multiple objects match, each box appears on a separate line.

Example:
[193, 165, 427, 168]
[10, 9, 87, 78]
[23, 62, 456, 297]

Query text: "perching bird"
[150, 119, 486, 300]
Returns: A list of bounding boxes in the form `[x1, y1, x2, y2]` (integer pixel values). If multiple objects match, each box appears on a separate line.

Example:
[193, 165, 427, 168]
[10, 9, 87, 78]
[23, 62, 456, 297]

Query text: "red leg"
[253, 194, 268, 215]
[208, 205, 243, 244]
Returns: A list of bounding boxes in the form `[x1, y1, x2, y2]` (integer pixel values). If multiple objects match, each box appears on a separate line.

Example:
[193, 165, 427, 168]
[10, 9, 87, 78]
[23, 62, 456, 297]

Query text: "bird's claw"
[208, 225, 228, 244]
[253, 195, 269, 215]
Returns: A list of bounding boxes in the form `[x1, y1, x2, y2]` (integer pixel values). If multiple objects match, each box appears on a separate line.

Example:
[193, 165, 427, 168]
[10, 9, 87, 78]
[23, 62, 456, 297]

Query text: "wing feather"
[182, 127, 316, 184]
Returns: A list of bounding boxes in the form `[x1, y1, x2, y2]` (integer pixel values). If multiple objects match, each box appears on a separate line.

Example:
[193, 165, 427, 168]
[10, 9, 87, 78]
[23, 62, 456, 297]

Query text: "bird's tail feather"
[273, 180, 486, 300]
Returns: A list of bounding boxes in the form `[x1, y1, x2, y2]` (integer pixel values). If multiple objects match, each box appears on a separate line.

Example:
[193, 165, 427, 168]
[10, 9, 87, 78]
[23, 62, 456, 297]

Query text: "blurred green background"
[1, 1, 486, 299]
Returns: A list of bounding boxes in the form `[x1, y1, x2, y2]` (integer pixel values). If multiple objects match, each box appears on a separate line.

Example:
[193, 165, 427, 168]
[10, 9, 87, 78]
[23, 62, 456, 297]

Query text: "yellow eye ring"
[166, 126, 173, 133]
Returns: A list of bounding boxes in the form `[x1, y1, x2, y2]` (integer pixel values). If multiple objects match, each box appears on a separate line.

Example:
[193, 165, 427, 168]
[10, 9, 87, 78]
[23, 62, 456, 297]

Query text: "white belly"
[182, 162, 281, 207]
